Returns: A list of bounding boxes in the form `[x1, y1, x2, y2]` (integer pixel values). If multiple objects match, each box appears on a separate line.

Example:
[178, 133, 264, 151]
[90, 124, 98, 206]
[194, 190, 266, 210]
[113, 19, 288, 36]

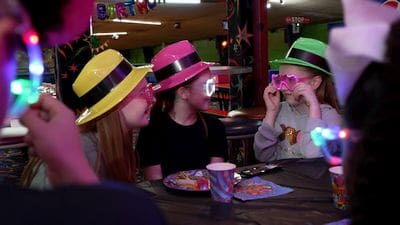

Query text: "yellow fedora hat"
[73, 49, 151, 125]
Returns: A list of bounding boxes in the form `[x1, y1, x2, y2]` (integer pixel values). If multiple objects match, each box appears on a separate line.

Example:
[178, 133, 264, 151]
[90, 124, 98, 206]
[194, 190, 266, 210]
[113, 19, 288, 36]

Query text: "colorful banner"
[96, 0, 158, 20]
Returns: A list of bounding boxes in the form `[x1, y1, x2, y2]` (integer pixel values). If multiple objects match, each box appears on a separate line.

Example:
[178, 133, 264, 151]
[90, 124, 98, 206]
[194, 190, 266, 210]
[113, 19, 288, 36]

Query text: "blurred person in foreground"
[326, 0, 400, 224]
[0, 0, 165, 224]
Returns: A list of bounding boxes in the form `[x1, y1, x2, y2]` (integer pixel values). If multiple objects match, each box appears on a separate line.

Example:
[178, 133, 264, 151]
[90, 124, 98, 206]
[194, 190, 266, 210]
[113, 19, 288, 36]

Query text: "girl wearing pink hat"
[136, 40, 228, 180]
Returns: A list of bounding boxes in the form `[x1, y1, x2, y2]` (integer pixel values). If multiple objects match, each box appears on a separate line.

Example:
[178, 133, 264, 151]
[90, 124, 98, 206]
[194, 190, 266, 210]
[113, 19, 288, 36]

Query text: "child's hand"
[292, 82, 319, 108]
[264, 84, 280, 113]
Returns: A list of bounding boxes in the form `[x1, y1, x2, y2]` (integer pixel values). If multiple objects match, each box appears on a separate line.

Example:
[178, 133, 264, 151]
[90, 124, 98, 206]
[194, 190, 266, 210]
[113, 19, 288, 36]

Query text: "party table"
[137, 158, 349, 225]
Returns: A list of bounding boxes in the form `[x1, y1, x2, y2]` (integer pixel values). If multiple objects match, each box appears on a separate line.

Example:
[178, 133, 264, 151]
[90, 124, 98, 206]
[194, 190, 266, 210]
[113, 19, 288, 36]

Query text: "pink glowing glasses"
[138, 83, 155, 105]
[271, 74, 310, 91]
[126, 83, 155, 106]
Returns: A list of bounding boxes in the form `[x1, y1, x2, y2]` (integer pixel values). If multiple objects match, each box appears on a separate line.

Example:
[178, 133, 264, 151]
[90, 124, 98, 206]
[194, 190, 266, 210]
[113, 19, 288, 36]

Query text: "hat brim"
[270, 57, 332, 76]
[76, 66, 151, 125]
[154, 61, 210, 92]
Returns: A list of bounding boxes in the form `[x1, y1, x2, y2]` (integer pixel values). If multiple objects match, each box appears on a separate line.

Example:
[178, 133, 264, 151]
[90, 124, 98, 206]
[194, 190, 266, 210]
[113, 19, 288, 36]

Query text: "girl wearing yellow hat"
[23, 49, 155, 188]
[254, 37, 342, 163]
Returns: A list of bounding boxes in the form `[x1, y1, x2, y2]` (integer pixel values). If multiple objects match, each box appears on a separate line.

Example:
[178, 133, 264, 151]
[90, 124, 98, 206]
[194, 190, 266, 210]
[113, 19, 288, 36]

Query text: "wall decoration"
[56, 33, 93, 113]
[124, 0, 136, 16]
[136, 0, 149, 14]
[96, 0, 159, 20]
[115, 2, 129, 18]
[226, 0, 254, 109]
[96, 3, 108, 20]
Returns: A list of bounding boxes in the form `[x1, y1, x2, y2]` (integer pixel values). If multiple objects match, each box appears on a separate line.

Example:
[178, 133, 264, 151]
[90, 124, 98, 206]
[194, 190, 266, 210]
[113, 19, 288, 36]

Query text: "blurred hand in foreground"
[20, 94, 99, 186]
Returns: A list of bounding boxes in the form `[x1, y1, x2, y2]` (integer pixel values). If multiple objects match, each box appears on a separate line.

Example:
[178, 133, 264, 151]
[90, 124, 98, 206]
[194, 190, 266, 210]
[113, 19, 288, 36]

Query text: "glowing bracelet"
[310, 127, 349, 166]
[9, 30, 44, 117]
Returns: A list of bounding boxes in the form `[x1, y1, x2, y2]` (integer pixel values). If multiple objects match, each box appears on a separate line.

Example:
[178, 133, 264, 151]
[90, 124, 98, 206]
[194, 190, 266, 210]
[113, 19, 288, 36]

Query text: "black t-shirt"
[0, 182, 166, 225]
[137, 111, 228, 177]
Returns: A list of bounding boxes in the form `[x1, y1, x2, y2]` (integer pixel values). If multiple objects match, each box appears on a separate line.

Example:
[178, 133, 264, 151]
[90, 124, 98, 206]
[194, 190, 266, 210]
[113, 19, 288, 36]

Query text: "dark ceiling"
[92, 0, 343, 50]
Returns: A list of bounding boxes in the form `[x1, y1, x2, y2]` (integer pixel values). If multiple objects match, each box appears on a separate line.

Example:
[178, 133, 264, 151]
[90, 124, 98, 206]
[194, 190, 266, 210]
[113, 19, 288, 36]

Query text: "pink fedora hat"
[151, 40, 210, 92]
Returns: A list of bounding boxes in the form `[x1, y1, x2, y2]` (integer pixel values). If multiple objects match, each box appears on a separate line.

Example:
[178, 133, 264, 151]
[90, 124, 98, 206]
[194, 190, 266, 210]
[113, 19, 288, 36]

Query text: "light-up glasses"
[9, 30, 44, 118]
[204, 77, 216, 97]
[311, 126, 361, 166]
[271, 74, 309, 91]
[129, 83, 155, 105]
[186, 77, 216, 97]
[1, 1, 44, 118]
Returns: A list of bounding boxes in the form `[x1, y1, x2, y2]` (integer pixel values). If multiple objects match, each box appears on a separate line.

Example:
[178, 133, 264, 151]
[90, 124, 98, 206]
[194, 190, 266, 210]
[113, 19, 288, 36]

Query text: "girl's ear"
[176, 86, 190, 100]
[310, 75, 322, 90]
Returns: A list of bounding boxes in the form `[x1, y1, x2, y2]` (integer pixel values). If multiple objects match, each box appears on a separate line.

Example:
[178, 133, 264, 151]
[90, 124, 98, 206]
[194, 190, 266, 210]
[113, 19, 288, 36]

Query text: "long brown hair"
[302, 66, 341, 113]
[152, 75, 198, 114]
[20, 157, 43, 187]
[80, 109, 137, 183]
[20, 108, 138, 187]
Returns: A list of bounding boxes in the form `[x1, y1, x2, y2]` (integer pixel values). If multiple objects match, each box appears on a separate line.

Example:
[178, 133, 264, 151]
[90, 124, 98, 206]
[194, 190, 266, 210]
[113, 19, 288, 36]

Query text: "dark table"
[137, 158, 349, 225]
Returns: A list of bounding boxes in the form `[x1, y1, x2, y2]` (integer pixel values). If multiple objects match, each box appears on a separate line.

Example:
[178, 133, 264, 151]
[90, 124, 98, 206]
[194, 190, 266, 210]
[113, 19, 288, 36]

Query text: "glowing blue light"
[310, 128, 324, 147]
[10, 80, 23, 95]
[29, 62, 44, 75]
[311, 126, 344, 166]
[322, 128, 336, 140]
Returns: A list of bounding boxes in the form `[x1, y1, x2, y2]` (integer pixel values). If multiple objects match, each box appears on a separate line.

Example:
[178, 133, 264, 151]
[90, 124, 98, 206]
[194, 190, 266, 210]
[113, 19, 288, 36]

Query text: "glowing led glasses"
[204, 77, 216, 97]
[133, 83, 155, 105]
[186, 77, 216, 97]
[311, 127, 360, 166]
[9, 30, 44, 117]
[271, 74, 309, 91]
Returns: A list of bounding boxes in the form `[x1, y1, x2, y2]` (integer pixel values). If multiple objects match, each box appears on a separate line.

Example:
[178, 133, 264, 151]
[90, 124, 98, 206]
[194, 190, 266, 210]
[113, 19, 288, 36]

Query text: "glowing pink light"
[338, 129, 349, 139]
[329, 156, 342, 166]
[22, 31, 40, 45]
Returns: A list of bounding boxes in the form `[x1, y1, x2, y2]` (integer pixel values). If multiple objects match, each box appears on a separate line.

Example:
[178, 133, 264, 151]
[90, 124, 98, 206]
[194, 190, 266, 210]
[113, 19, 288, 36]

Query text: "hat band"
[153, 51, 200, 81]
[288, 48, 330, 73]
[80, 59, 133, 108]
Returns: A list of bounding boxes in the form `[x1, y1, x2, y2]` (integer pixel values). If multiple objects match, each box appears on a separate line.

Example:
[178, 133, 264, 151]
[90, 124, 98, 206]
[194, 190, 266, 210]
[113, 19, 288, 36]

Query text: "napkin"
[233, 176, 293, 201]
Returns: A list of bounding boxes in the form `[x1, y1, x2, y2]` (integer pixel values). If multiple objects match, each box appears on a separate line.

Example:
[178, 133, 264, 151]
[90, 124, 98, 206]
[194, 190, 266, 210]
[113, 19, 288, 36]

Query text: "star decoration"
[236, 23, 253, 46]
[68, 64, 79, 73]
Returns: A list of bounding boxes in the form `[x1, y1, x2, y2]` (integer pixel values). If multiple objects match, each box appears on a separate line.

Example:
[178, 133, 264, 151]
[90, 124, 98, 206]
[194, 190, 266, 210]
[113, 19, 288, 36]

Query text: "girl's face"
[278, 64, 313, 105]
[121, 79, 155, 129]
[184, 70, 215, 111]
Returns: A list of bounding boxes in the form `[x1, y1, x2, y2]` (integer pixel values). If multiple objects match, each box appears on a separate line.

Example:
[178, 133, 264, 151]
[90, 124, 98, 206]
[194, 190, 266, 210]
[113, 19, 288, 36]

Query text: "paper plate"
[163, 169, 242, 192]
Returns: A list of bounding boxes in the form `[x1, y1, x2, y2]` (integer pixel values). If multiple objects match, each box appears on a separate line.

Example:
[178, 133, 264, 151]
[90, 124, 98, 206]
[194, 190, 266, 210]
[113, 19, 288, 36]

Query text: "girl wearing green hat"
[254, 37, 342, 163]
